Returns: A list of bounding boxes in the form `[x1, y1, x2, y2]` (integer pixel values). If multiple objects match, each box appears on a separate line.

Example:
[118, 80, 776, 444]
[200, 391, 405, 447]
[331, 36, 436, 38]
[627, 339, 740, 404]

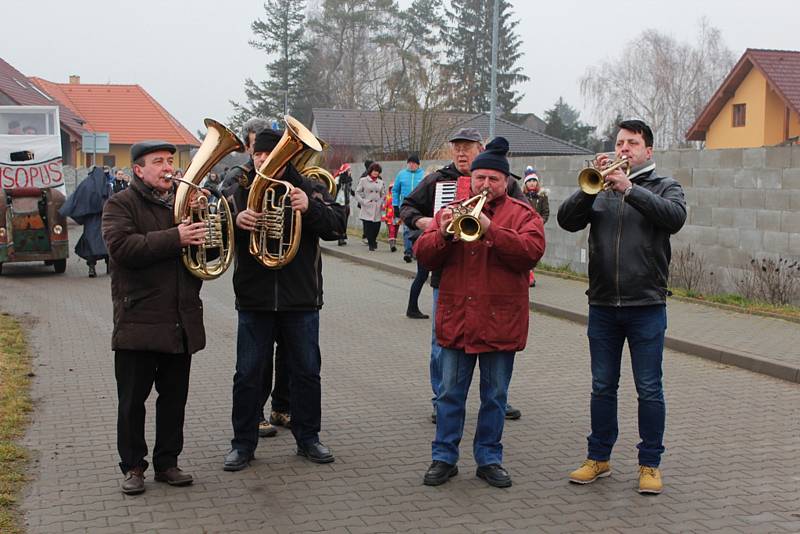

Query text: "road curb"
[323, 246, 800, 385]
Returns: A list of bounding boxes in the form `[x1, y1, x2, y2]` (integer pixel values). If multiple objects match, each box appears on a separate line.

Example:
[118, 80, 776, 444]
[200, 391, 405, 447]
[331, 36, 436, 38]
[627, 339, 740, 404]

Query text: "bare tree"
[580, 19, 735, 149]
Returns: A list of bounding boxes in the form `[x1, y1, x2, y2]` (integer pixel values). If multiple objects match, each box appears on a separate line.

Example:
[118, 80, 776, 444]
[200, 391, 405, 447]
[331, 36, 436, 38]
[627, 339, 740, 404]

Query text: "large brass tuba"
[578, 156, 630, 195]
[247, 115, 323, 269]
[173, 118, 244, 280]
[445, 189, 489, 242]
[293, 137, 336, 196]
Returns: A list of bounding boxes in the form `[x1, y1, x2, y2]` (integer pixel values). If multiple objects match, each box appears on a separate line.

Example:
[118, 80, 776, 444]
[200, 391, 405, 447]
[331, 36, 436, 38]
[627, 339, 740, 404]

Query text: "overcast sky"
[3, 0, 797, 137]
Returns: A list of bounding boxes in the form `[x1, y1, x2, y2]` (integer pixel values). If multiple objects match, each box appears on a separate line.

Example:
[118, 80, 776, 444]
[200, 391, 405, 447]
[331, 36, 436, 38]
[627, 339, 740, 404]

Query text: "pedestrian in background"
[392, 154, 425, 262]
[523, 166, 549, 287]
[382, 184, 399, 252]
[59, 166, 110, 277]
[355, 162, 385, 251]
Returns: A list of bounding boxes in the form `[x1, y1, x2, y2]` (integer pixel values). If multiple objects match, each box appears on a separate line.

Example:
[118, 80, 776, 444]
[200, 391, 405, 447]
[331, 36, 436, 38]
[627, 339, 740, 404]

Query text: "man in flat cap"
[222, 128, 347, 471]
[415, 137, 545, 488]
[400, 128, 528, 425]
[102, 140, 209, 495]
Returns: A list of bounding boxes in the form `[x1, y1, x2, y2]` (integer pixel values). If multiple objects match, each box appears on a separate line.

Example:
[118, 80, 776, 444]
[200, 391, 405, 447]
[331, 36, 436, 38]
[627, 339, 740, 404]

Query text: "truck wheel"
[53, 259, 67, 274]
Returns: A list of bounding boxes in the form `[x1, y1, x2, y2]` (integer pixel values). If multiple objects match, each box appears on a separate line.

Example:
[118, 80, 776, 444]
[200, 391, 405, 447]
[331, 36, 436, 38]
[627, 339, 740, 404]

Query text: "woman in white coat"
[355, 162, 386, 251]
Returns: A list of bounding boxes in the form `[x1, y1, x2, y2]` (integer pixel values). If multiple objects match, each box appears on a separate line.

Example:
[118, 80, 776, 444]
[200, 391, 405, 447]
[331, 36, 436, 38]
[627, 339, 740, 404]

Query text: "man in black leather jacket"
[557, 120, 686, 495]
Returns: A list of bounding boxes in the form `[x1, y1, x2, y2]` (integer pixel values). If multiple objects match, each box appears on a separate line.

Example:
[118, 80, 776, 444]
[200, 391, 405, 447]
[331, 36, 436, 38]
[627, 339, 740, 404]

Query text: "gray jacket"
[355, 176, 386, 222]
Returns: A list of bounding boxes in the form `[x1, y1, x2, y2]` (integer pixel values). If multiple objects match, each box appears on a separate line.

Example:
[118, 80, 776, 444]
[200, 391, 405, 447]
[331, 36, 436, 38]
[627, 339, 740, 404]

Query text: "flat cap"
[448, 127, 483, 143]
[131, 140, 176, 162]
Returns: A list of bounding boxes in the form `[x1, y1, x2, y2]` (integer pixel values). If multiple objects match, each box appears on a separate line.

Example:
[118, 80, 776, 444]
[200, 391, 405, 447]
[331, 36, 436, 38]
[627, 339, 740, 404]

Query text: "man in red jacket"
[414, 137, 545, 488]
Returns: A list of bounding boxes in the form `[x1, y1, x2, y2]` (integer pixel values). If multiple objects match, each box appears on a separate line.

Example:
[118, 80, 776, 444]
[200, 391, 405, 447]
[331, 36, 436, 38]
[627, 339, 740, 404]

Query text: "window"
[103, 155, 116, 167]
[732, 103, 746, 127]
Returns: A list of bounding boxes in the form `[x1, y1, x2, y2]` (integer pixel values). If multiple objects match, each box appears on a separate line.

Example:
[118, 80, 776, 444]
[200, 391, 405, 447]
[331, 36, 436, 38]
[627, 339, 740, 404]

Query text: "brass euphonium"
[247, 115, 323, 269]
[173, 118, 244, 280]
[445, 189, 489, 242]
[292, 137, 336, 196]
[578, 155, 630, 195]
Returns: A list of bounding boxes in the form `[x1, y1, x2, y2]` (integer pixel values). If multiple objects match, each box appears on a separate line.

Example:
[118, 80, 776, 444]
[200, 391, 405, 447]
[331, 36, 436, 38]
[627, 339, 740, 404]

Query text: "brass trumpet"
[578, 156, 630, 195]
[445, 189, 489, 242]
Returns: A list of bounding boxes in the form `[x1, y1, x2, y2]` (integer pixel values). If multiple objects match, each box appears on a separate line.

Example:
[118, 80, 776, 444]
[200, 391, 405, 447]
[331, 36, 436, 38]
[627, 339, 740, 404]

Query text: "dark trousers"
[362, 220, 381, 250]
[115, 350, 192, 474]
[408, 260, 429, 312]
[260, 333, 291, 419]
[587, 304, 667, 467]
[231, 310, 322, 453]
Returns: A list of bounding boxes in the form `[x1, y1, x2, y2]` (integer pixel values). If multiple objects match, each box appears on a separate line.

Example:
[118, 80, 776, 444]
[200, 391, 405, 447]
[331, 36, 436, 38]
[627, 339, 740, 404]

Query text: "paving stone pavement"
[322, 240, 800, 382]
[1, 246, 799, 533]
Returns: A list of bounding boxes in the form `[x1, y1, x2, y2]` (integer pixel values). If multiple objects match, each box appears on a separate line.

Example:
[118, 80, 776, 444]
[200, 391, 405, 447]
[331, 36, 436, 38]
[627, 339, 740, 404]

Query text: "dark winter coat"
[101, 176, 205, 354]
[226, 164, 347, 311]
[60, 166, 109, 260]
[415, 194, 545, 353]
[525, 190, 550, 224]
[557, 163, 686, 307]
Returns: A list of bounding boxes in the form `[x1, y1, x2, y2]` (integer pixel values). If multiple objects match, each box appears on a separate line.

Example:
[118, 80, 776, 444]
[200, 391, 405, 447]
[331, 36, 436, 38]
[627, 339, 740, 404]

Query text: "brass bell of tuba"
[173, 118, 244, 280]
[247, 115, 323, 269]
[445, 189, 489, 242]
[578, 156, 630, 195]
[292, 137, 337, 196]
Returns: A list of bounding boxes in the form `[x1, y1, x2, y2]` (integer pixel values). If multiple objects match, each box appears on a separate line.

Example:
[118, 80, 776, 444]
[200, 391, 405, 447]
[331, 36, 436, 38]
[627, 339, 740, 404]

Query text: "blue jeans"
[432, 348, 515, 466]
[402, 224, 413, 256]
[429, 288, 442, 406]
[587, 305, 667, 467]
[231, 310, 322, 454]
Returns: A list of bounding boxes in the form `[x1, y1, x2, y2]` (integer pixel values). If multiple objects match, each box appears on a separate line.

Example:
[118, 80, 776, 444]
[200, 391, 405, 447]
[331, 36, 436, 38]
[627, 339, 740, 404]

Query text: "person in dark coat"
[59, 166, 110, 277]
[112, 169, 130, 194]
[222, 129, 347, 472]
[101, 140, 210, 496]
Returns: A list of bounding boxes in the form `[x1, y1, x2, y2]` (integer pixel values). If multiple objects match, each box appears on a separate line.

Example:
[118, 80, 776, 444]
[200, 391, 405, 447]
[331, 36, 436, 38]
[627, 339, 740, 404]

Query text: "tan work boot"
[121, 466, 145, 495]
[259, 419, 277, 438]
[270, 410, 291, 428]
[569, 459, 611, 484]
[638, 465, 663, 494]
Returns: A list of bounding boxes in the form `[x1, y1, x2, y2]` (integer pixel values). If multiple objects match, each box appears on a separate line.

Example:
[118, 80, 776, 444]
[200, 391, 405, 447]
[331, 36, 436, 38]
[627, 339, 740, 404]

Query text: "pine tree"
[543, 97, 596, 149]
[439, 0, 528, 114]
[229, 0, 311, 128]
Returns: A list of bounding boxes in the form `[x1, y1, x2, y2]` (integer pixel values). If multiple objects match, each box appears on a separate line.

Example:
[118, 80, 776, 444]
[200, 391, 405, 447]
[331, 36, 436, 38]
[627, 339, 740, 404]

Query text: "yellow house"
[29, 76, 200, 169]
[687, 48, 800, 148]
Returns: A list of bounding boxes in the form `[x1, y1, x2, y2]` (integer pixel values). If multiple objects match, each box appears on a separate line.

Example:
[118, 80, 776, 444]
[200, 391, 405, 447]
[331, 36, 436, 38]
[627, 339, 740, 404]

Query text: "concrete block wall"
[348, 145, 800, 292]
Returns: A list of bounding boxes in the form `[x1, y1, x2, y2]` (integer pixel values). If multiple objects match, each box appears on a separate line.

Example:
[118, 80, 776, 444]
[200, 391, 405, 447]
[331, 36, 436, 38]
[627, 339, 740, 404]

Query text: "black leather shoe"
[403, 254, 412, 263]
[476, 464, 512, 488]
[88, 265, 97, 278]
[297, 442, 335, 464]
[223, 449, 253, 471]
[406, 310, 430, 319]
[505, 404, 522, 420]
[423, 461, 458, 486]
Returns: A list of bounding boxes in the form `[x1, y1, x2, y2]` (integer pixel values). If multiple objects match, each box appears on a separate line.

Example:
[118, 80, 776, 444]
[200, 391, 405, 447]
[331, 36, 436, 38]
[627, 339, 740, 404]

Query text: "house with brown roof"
[310, 108, 590, 165]
[0, 58, 85, 165]
[686, 48, 800, 148]
[30, 76, 200, 169]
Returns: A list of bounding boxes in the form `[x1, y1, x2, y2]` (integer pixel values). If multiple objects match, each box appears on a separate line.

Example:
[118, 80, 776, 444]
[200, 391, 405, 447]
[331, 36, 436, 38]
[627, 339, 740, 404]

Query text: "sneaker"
[258, 419, 277, 438]
[638, 465, 663, 494]
[568, 459, 611, 484]
[270, 410, 291, 428]
[121, 466, 145, 495]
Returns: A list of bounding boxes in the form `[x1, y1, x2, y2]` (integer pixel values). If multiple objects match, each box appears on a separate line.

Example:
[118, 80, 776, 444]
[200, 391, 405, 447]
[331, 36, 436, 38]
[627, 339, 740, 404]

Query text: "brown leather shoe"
[121, 467, 145, 495]
[154, 467, 193, 487]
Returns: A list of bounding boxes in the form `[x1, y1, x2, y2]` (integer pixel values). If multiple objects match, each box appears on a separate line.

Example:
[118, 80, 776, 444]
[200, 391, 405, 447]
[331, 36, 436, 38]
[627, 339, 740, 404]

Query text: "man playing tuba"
[222, 128, 347, 471]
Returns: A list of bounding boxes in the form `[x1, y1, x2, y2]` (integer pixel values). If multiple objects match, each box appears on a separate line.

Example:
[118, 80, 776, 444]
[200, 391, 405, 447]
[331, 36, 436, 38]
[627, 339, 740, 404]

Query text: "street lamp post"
[489, 0, 499, 138]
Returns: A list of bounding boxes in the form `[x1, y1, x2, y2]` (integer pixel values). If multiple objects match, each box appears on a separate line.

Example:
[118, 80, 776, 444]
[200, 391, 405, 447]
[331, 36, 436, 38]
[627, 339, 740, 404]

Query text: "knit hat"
[524, 173, 539, 185]
[524, 165, 536, 176]
[470, 137, 510, 175]
[407, 154, 420, 164]
[253, 128, 283, 153]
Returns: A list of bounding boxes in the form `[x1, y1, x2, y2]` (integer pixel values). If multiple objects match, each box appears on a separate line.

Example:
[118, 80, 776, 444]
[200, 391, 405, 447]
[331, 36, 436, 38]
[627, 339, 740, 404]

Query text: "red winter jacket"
[414, 194, 545, 353]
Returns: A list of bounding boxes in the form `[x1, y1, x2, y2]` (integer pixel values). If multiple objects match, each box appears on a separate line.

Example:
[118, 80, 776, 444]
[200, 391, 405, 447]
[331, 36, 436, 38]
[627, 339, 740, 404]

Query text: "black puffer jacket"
[226, 164, 346, 311]
[400, 162, 526, 288]
[557, 165, 686, 306]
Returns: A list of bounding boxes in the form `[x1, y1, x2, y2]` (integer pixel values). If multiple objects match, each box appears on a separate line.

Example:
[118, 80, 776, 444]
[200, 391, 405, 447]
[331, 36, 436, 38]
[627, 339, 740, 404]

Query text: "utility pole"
[489, 0, 499, 138]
